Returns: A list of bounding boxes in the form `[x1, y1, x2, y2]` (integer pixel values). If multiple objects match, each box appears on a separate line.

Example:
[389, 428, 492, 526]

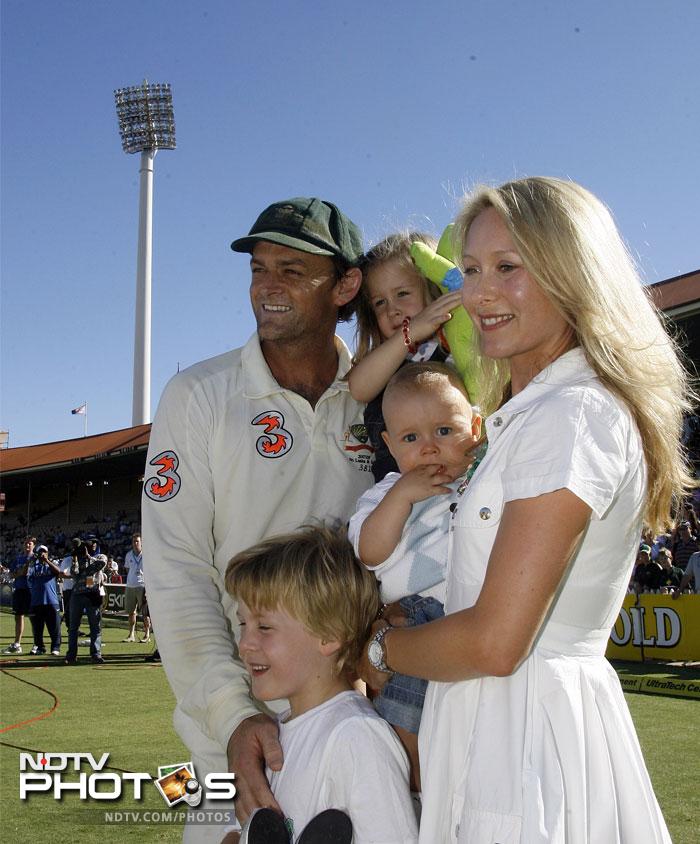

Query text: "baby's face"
[382, 381, 481, 478]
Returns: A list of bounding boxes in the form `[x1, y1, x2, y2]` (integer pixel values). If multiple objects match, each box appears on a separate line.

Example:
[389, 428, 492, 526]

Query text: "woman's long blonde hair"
[454, 177, 695, 532]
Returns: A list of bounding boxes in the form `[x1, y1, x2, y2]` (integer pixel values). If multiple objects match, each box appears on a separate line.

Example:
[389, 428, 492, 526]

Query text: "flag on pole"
[71, 404, 87, 415]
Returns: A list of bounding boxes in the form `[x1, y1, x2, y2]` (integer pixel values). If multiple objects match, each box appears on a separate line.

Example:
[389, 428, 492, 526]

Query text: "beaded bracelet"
[402, 317, 417, 354]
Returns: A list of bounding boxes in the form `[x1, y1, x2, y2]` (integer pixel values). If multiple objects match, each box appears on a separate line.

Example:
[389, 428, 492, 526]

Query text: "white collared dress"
[418, 348, 671, 843]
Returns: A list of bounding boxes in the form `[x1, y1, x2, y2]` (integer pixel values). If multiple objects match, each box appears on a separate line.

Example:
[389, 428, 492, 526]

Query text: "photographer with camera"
[64, 538, 106, 665]
[27, 545, 64, 656]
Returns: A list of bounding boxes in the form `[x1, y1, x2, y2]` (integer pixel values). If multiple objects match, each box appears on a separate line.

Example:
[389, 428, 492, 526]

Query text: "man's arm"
[87, 559, 106, 575]
[45, 559, 65, 579]
[672, 573, 692, 597]
[673, 553, 699, 598]
[673, 572, 694, 597]
[142, 372, 281, 818]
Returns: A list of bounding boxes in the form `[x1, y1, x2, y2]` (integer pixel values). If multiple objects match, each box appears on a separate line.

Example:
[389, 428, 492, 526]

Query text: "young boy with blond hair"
[222, 524, 418, 844]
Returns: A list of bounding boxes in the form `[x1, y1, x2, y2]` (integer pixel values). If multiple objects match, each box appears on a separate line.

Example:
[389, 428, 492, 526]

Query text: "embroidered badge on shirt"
[144, 450, 182, 502]
[251, 411, 293, 458]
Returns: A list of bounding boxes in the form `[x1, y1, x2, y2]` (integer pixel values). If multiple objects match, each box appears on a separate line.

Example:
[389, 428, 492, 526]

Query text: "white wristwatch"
[367, 625, 393, 674]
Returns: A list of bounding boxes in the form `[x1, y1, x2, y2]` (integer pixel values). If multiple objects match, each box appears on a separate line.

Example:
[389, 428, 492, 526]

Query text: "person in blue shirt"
[27, 545, 64, 656]
[2, 536, 36, 655]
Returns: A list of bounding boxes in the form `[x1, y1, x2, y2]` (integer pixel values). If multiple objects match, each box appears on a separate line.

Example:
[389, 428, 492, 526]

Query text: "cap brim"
[231, 231, 334, 256]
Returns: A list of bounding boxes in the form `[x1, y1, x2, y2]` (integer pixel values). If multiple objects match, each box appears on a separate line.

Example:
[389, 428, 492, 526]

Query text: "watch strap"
[369, 624, 393, 673]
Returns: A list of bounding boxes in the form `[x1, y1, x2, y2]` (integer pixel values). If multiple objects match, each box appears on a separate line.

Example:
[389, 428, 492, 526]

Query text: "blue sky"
[2, 0, 699, 448]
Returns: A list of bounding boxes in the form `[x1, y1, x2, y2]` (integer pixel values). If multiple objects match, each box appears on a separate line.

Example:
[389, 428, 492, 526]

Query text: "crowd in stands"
[630, 499, 700, 595]
[0, 509, 140, 575]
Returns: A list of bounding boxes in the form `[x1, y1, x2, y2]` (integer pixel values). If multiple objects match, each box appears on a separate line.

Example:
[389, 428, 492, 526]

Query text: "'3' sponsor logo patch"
[144, 450, 182, 502]
[251, 411, 293, 458]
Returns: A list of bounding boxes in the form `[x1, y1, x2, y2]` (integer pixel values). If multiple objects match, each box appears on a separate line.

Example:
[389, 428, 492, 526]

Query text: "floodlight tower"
[114, 80, 176, 426]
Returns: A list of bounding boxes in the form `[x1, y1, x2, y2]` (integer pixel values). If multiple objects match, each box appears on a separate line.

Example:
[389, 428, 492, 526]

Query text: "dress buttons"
[493, 416, 503, 427]
[479, 507, 491, 520]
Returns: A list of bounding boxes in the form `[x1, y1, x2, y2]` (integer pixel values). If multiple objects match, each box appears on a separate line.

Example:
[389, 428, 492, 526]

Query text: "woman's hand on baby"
[395, 463, 454, 504]
[409, 291, 463, 344]
[380, 600, 410, 627]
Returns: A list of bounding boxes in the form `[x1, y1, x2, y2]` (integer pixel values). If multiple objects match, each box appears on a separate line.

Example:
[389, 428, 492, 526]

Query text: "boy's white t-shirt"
[348, 472, 458, 603]
[269, 690, 417, 843]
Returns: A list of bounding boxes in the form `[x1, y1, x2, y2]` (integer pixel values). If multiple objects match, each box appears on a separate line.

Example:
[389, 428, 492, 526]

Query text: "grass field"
[0, 610, 188, 842]
[1, 610, 697, 842]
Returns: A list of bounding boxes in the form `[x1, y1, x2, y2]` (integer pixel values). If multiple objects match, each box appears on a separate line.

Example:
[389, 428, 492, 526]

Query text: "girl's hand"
[408, 291, 463, 344]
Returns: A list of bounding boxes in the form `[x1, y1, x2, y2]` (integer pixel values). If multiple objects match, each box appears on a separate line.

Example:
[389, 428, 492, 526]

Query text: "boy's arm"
[358, 466, 452, 565]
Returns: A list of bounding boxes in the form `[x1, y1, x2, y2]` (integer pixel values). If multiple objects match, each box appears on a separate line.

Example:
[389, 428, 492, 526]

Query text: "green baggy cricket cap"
[231, 197, 363, 265]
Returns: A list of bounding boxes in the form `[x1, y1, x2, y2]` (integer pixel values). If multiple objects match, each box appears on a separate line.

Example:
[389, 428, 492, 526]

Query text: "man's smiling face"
[249, 241, 339, 344]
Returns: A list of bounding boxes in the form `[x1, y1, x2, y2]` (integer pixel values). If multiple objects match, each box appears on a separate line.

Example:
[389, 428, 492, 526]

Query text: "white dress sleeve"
[501, 387, 632, 519]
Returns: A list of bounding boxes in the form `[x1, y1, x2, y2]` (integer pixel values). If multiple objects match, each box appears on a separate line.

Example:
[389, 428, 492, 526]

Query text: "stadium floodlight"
[114, 81, 176, 154]
[114, 80, 176, 426]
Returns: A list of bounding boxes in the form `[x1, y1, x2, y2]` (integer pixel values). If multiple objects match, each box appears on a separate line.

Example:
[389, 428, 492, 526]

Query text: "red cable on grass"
[0, 669, 59, 733]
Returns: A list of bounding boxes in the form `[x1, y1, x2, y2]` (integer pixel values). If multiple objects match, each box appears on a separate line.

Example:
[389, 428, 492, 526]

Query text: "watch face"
[368, 640, 383, 669]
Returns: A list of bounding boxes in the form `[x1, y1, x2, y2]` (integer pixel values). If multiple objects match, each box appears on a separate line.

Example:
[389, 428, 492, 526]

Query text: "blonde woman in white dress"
[361, 177, 692, 843]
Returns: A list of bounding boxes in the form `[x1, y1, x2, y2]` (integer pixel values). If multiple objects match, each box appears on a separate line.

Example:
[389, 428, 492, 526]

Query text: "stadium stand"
[1, 425, 149, 564]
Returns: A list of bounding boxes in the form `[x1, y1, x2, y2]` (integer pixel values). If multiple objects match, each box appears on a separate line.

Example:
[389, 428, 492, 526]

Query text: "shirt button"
[479, 507, 491, 520]
[493, 416, 503, 427]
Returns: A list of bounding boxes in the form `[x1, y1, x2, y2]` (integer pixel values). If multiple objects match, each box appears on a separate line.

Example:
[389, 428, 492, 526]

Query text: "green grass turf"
[1, 612, 697, 842]
[624, 691, 698, 843]
[0, 609, 188, 842]
[611, 659, 699, 843]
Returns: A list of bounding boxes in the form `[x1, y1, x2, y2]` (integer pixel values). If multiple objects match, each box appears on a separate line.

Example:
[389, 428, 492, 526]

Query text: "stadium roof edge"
[0, 424, 151, 476]
[648, 269, 700, 313]
[648, 268, 700, 288]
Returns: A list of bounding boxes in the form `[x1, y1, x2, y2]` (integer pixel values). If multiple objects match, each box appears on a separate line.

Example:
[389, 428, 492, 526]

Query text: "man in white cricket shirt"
[143, 198, 374, 841]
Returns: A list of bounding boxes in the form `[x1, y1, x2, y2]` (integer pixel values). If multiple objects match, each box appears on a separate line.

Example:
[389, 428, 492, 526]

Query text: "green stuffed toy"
[410, 224, 481, 404]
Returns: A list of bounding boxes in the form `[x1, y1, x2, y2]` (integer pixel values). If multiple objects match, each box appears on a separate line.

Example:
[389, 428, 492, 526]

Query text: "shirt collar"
[242, 332, 353, 399]
[484, 347, 595, 441]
